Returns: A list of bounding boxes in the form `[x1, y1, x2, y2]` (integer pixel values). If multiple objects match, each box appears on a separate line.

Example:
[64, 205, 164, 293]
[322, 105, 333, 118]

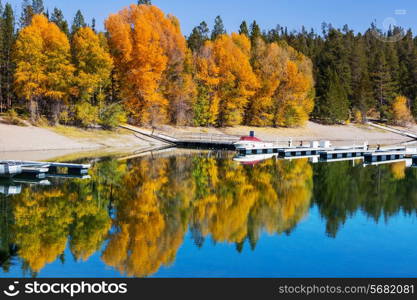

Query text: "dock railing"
[170, 132, 241, 142]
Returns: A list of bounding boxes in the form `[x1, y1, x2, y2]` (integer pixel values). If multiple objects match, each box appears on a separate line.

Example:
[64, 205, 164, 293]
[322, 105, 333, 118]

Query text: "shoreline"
[160, 121, 414, 146]
[0, 121, 160, 160]
[0, 121, 415, 161]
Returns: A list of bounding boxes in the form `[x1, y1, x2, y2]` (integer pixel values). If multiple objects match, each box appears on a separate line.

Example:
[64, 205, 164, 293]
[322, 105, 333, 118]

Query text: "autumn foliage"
[12, 4, 315, 128]
[105, 4, 191, 125]
[72, 27, 113, 103]
[13, 14, 120, 127]
[391, 95, 413, 126]
[14, 14, 74, 122]
[105, 3, 314, 127]
[247, 39, 314, 127]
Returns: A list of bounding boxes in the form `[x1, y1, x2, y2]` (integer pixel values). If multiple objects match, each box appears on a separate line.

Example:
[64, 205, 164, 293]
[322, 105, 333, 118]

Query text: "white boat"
[234, 135, 274, 151]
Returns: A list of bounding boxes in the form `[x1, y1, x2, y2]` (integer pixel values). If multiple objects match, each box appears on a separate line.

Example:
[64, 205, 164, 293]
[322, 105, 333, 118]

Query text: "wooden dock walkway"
[120, 124, 178, 145]
[120, 124, 239, 150]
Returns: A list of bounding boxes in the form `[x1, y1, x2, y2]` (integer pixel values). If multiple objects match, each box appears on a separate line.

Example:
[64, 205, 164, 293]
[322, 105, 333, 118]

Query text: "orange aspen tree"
[106, 4, 168, 125]
[195, 33, 258, 126]
[14, 14, 74, 122]
[106, 4, 190, 126]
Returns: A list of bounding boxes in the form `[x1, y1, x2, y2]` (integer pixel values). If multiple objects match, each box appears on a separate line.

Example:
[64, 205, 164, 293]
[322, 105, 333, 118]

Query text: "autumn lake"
[1, 151, 417, 278]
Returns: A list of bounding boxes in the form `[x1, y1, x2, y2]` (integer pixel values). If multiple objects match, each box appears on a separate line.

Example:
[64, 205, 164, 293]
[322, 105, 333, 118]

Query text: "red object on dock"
[239, 136, 262, 142]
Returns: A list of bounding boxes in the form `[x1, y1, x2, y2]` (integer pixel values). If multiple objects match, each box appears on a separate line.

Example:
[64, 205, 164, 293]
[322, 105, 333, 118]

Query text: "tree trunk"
[29, 98, 37, 123]
[52, 101, 61, 125]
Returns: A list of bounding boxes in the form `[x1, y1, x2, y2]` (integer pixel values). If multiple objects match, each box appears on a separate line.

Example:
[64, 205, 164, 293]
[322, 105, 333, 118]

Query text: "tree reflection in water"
[0, 153, 416, 277]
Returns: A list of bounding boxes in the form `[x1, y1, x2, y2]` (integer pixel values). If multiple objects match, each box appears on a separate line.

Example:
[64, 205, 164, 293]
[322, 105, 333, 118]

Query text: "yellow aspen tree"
[14, 14, 74, 123]
[274, 50, 314, 127]
[391, 95, 413, 126]
[247, 40, 287, 126]
[72, 27, 113, 103]
[195, 33, 258, 127]
[215, 33, 259, 126]
[194, 41, 221, 126]
[390, 161, 406, 180]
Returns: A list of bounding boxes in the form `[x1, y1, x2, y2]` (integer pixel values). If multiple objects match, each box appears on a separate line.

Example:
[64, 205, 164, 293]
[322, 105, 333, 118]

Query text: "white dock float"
[0, 160, 91, 178]
[364, 158, 411, 167]
[364, 151, 407, 164]
[2, 161, 91, 169]
[0, 164, 22, 176]
[319, 149, 366, 161]
[278, 147, 333, 158]
[0, 184, 22, 196]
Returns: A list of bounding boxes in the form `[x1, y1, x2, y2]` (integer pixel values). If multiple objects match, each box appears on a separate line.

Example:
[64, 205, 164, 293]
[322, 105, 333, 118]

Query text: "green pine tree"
[50, 8, 69, 36]
[19, 0, 33, 28]
[211, 16, 225, 40]
[31, 0, 44, 15]
[193, 85, 211, 126]
[314, 27, 352, 123]
[1, 3, 15, 109]
[370, 49, 397, 120]
[71, 10, 86, 34]
[188, 21, 209, 52]
[250, 20, 261, 44]
[239, 21, 249, 36]
[91, 18, 96, 32]
[318, 69, 350, 123]
[350, 37, 374, 120]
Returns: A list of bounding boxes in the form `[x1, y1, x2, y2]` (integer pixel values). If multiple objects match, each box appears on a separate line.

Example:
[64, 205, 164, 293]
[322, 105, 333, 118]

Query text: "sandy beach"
[0, 121, 414, 161]
[0, 122, 159, 160]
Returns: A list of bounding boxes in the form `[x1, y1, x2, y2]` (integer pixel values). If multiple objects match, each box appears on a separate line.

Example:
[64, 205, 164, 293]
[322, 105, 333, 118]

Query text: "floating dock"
[238, 145, 332, 157]
[0, 184, 22, 196]
[364, 158, 412, 167]
[319, 149, 366, 162]
[0, 177, 51, 196]
[174, 140, 236, 150]
[319, 147, 408, 162]
[0, 160, 91, 178]
[363, 151, 407, 164]
[278, 147, 330, 158]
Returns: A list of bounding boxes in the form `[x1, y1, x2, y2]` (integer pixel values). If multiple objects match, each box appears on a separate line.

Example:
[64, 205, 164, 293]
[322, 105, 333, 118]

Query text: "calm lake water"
[1, 151, 417, 278]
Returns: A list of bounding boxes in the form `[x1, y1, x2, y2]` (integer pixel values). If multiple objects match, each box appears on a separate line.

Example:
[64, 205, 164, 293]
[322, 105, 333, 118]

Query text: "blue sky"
[8, 0, 417, 35]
